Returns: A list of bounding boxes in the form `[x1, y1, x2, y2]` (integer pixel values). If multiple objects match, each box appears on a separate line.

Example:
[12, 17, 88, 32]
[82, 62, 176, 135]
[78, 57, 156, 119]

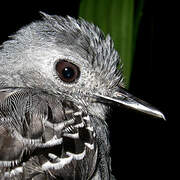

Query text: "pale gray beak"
[94, 87, 165, 120]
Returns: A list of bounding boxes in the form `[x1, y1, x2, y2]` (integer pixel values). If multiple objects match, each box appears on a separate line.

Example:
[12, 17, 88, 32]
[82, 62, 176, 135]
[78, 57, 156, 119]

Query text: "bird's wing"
[0, 87, 97, 179]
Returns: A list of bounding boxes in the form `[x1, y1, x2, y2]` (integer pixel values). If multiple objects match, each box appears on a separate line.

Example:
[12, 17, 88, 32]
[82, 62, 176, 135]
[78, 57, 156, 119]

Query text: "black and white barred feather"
[0, 87, 114, 179]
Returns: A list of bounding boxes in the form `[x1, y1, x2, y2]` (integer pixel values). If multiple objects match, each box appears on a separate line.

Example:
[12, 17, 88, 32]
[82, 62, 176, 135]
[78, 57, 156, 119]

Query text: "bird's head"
[0, 12, 165, 120]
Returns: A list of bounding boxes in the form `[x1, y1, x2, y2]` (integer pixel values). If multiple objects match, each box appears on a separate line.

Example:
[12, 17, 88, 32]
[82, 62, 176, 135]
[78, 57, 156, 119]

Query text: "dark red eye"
[56, 60, 80, 83]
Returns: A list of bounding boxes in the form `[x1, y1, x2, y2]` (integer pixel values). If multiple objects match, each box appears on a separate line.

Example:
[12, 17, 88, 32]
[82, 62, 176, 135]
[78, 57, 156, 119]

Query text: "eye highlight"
[56, 60, 80, 83]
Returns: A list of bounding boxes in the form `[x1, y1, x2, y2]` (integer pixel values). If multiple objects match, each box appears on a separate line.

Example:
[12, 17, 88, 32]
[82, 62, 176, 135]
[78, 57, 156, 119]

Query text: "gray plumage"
[0, 12, 119, 179]
[0, 12, 165, 179]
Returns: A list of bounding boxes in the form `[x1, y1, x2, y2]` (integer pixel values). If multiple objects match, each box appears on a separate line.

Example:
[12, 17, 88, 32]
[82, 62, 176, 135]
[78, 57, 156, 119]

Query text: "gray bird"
[0, 12, 165, 179]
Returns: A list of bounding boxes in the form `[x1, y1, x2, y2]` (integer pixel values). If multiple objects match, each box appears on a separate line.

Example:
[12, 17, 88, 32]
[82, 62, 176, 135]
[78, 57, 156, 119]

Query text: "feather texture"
[0, 13, 120, 179]
[0, 87, 106, 179]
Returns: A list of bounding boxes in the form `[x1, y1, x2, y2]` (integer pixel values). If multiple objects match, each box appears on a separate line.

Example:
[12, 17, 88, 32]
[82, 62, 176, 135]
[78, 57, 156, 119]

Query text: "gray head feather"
[0, 12, 124, 120]
[0, 12, 123, 87]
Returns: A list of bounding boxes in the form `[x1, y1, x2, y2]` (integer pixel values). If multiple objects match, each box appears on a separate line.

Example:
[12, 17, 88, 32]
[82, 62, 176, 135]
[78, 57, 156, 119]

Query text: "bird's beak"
[94, 87, 165, 120]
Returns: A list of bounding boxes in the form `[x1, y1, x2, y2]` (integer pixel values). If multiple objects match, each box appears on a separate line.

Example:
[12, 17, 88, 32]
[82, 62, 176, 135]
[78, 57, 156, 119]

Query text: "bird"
[0, 12, 165, 179]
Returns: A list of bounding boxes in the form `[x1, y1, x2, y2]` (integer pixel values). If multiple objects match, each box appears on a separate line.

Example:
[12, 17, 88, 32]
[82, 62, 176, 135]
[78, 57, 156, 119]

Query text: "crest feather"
[40, 12, 124, 86]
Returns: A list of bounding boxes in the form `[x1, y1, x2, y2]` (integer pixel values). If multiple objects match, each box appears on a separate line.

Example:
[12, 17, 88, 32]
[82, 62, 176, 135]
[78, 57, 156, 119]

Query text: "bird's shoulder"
[0, 87, 97, 179]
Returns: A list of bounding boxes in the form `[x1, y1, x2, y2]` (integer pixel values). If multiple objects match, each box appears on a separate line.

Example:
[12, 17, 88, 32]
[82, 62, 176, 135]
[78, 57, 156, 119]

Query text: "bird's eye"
[56, 60, 80, 83]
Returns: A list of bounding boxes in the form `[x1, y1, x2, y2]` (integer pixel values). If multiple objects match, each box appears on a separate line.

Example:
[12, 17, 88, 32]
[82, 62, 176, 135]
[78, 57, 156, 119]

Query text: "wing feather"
[0, 87, 97, 179]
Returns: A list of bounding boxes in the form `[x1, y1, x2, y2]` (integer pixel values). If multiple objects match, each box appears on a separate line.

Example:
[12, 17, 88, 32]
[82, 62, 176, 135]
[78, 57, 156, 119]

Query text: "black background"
[0, 0, 170, 179]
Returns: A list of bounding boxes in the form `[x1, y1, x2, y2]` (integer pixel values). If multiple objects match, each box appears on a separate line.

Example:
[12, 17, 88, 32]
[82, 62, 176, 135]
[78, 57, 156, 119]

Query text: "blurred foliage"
[79, 0, 144, 88]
